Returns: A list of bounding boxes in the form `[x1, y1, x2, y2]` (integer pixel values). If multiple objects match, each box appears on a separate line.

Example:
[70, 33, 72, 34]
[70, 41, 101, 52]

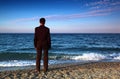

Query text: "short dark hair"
[39, 18, 46, 23]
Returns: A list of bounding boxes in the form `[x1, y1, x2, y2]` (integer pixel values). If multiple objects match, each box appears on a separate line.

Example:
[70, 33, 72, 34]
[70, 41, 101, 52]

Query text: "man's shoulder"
[35, 26, 41, 31]
[35, 26, 39, 29]
[35, 26, 49, 31]
[44, 26, 50, 31]
[44, 26, 49, 29]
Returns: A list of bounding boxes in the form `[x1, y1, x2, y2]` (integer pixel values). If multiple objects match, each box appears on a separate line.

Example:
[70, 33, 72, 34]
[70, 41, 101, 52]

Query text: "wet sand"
[0, 62, 120, 79]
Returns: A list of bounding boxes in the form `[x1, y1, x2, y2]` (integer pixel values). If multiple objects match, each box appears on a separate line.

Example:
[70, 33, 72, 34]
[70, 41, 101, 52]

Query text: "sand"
[0, 62, 120, 79]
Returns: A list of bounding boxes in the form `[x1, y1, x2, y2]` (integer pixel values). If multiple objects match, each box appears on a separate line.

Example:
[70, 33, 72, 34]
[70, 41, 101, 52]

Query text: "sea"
[0, 33, 120, 70]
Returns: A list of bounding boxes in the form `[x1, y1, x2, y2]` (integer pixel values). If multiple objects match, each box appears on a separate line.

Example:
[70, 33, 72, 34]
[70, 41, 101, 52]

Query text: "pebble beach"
[0, 62, 120, 79]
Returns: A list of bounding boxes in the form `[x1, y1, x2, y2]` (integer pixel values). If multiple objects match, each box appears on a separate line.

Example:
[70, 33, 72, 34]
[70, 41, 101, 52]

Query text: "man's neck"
[40, 24, 45, 27]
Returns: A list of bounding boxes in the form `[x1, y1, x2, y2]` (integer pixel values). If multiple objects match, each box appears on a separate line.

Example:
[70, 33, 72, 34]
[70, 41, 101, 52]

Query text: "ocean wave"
[63, 47, 120, 51]
[71, 53, 106, 61]
[0, 52, 75, 60]
[0, 60, 80, 67]
[6, 48, 34, 51]
[0, 52, 120, 62]
[0, 60, 36, 67]
[114, 56, 120, 60]
[51, 45, 120, 51]
[0, 53, 36, 60]
[113, 53, 120, 60]
[71, 53, 120, 61]
[0, 53, 120, 67]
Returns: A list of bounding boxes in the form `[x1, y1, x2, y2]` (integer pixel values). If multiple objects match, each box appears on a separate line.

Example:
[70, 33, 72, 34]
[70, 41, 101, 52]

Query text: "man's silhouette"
[34, 18, 51, 72]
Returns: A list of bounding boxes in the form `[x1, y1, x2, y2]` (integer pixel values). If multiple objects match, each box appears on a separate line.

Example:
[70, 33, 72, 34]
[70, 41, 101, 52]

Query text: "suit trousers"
[36, 48, 48, 71]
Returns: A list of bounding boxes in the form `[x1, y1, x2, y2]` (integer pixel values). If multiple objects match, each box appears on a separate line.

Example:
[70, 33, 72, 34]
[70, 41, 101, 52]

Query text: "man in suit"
[34, 18, 51, 72]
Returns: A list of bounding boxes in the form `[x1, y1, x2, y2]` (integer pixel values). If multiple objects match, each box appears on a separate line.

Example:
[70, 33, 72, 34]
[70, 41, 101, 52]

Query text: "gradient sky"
[0, 0, 120, 33]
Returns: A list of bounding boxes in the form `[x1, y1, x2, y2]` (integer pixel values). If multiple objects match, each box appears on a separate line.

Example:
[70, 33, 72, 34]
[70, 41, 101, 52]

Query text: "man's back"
[34, 26, 51, 50]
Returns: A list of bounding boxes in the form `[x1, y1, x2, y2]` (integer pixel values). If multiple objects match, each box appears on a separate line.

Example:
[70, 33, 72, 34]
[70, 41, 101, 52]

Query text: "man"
[34, 18, 51, 72]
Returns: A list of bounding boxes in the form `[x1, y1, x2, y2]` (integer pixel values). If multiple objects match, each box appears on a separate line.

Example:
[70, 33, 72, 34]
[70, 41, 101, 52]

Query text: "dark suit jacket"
[34, 26, 51, 50]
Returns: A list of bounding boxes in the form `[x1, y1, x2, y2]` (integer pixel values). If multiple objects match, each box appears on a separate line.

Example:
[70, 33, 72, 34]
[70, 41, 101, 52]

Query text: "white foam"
[0, 60, 75, 67]
[0, 60, 36, 67]
[114, 54, 120, 60]
[114, 56, 120, 60]
[71, 53, 106, 61]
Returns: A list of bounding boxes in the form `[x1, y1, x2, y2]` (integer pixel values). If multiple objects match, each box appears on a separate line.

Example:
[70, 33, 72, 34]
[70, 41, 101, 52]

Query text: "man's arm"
[48, 29, 51, 49]
[34, 28, 37, 48]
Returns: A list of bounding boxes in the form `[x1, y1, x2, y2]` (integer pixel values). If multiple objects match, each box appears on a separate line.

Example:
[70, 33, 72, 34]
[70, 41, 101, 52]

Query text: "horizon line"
[0, 32, 120, 34]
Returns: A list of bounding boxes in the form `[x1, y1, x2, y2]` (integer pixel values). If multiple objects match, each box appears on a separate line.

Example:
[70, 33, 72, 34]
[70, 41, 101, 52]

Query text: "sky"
[0, 0, 120, 33]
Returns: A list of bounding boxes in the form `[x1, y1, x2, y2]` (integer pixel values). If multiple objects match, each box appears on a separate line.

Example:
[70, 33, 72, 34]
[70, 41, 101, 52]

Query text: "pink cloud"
[85, 0, 120, 11]
[11, 16, 40, 23]
[9, 10, 112, 23]
[85, 0, 109, 7]
[42, 7, 119, 18]
[10, 0, 120, 23]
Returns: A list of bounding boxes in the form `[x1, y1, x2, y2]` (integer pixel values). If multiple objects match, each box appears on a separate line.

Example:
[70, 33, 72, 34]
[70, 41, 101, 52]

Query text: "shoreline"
[0, 60, 120, 71]
[0, 61, 91, 71]
[0, 62, 120, 79]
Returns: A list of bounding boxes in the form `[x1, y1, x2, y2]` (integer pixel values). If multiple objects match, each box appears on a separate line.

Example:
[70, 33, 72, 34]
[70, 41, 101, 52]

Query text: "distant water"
[0, 33, 120, 68]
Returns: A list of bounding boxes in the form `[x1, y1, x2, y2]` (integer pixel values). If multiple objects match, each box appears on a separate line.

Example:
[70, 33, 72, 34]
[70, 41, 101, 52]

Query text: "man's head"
[39, 18, 46, 26]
